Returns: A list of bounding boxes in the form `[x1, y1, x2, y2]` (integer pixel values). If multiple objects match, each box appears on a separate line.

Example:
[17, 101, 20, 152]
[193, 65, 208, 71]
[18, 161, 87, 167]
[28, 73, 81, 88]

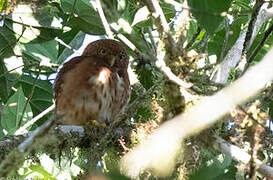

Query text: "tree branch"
[94, 0, 114, 39]
[14, 104, 55, 135]
[212, 3, 273, 84]
[121, 47, 273, 178]
[144, 0, 177, 55]
[214, 135, 273, 179]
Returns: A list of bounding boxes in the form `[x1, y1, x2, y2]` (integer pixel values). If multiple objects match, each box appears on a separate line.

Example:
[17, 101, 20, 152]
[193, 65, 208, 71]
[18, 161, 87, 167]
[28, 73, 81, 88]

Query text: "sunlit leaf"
[5, 4, 62, 43]
[22, 40, 58, 64]
[132, 6, 150, 26]
[61, 0, 105, 34]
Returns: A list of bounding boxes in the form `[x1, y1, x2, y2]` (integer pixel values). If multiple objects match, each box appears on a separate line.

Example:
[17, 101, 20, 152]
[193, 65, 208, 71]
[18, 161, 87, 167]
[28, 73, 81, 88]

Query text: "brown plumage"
[54, 39, 130, 125]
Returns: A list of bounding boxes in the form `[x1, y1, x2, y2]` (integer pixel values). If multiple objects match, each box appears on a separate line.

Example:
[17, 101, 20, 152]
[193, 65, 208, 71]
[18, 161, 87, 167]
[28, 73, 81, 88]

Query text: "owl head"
[82, 39, 129, 69]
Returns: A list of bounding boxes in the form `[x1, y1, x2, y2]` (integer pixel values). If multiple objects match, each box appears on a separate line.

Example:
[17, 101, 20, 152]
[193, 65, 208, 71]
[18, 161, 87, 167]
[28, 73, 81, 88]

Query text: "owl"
[54, 39, 130, 125]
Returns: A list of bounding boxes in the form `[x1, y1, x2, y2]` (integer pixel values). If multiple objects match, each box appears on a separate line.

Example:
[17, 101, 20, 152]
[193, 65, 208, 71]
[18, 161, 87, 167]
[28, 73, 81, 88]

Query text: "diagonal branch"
[15, 104, 55, 135]
[121, 47, 273, 178]
[212, 3, 273, 84]
[144, 0, 177, 55]
[214, 135, 273, 178]
[94, 0, 114, 39]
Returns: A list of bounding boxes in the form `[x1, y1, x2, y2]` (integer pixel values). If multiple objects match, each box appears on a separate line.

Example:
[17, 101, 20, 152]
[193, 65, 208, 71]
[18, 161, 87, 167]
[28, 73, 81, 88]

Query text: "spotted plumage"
[54, 39, 130, 125]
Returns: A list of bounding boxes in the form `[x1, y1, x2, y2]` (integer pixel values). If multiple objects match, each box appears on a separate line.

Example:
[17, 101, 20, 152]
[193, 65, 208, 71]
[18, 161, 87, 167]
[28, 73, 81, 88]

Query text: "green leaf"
[188, 0, 232, 34]
[132, 6, 150, 26]
[207, 16, 247, 61]
[1, 86, 32, 135]
[20, 75, 53, 120]
[0, 21, 17, 58]
[0, 0, 5, 12]
[189, 154, 234, 180]
[57, 31, 85, 64]
[0, 58, 10, 102]
[61, 0, 105, 34]
[135, 64, 155, 90]
[29, 164, 57, 180]
[22, 40, 59, 64]
[5, 3, 62, 43]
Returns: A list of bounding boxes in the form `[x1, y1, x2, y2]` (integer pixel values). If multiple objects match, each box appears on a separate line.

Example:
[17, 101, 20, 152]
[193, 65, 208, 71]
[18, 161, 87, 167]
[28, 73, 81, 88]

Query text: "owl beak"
[109, 55, 116, 67]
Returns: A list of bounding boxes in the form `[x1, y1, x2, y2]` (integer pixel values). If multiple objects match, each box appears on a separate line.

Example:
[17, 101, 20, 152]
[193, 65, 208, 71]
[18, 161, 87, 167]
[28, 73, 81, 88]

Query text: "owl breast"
[55, 58, 130, 125]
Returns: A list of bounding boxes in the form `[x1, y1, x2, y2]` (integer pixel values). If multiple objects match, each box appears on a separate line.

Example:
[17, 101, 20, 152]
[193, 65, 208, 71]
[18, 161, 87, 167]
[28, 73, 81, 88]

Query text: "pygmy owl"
[54, 39, 130, 125]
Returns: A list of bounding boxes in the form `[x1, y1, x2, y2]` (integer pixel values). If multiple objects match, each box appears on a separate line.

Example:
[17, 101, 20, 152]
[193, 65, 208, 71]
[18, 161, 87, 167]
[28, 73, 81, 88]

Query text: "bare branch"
[15, 104, 55, 136]
[156, 58, 192, 89]
[94, 0, 114, 39]
[212, 3, 273, 84]
[144, 0, 177, 54]
[214, 135, 273, 179]
[121, 47, 273, 178]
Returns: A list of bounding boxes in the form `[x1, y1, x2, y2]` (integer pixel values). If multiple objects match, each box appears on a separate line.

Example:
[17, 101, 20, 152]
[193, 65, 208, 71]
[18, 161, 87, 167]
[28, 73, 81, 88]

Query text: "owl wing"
[54, 56, 85, 103]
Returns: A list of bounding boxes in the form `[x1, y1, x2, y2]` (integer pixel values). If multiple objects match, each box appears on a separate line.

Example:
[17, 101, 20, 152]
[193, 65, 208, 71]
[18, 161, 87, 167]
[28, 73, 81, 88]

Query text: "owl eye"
[99, 49, 107, 55]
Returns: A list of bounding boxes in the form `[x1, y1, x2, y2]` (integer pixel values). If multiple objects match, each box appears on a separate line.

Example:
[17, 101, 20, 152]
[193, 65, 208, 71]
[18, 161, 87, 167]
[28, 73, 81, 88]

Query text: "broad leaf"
[188, 0, 232, 34]
[0, 21, 17, 58]
[61, 0, 105, 34]
[5, 4, 62, 43]
[0, 59, 10, 103]
[22, 40, 59, 64]
[1, 86, 32, 135]
[57, 31, 85, 64]
[20, 75, 53, 120]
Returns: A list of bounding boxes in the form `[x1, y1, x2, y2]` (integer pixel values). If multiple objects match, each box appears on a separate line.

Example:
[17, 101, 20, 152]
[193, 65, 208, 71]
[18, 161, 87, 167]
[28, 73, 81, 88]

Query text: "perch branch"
[0, 85, 157, 157]
[120, 47, 273, 178]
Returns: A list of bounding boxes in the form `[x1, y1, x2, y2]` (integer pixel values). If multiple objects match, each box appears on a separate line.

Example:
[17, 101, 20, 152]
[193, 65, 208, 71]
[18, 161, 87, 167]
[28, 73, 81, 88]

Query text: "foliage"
[0, 0, 273, 179]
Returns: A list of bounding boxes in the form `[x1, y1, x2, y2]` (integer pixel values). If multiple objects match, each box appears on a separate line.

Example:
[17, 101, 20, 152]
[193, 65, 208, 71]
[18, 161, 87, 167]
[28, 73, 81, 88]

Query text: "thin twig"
[18, 68, 41, 127]
[0, 64, 24, 79]
[156, 59, 192, 89]
[144, 0, 177, 54]
[94, 0, 114, 39]
[15, 104, 55, 135]
[55, 37, 77, 53]
[248, 23, 273, 64]
[219, 17, 230, 62]
[147, 27, 157, 56]
[242, 0, 264, 55]
[185, 27, 201, 50]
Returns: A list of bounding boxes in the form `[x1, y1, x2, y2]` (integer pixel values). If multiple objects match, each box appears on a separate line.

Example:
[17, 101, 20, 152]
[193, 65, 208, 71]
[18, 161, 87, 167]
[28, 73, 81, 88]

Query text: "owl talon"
[91, 120, 106, 128]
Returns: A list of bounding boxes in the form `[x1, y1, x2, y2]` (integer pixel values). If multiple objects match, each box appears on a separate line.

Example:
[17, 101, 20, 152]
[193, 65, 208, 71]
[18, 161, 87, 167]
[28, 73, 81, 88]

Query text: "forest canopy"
[0, 0, 273, 179]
